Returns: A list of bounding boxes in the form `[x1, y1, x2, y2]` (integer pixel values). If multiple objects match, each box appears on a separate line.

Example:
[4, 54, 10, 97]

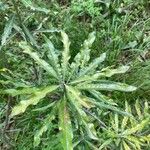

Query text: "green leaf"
[19, 42, 58, 79]
[11, 85, 58, 116]
[59, 98, 73, 150]
[4, 87, 39, 97]
[99, 139, 112, 149]
[95, 66, 130, 78]
[85, 140, 98, 150]
[75, 32, 96, 68]
[77, 82, 137, 92]
[61, 31, 71, 80]
[91, 100, 132, 116]
[79, 53, 106, 76]
[123, 141, 131, 150]
[123, 119, 149, 135]
[66, 86, 98, 140]
[1, 15, 15, 46]
[70, 75, 94, 85]
[135, 100, 142, 119]
[126, 136, 142, 150]
[33, 101, 56, 112]
[22, 24, 39, 48]
[121, 101, 130, 130]
[66, 86, 87, 118]
[114, 114, 119, 133]
[44, 35, 62, 79]
[34, 110, 56, 147]
[89, 90, 117, 105]
[21, 0, 50, 14]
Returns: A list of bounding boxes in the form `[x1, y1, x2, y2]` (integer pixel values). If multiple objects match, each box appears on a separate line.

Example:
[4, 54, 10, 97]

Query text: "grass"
[0, 0, 150, 149]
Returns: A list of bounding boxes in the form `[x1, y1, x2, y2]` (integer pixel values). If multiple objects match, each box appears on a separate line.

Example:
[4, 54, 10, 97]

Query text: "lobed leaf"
[123, 119, 149, 135]
[94, 66, 130, 78]
[4, 87, 39, 97]
[90, 100, 132, 116]
[79, 53, 106, 77]
[77, 82, 137, 92]
[19, 42, 58, 79]
[44, 35, 62, 79]
[34, 111, 56, 147]
[75, 32, 96, 68]
[59, 98, 73, 150]
[89, 90, 117, 105]
[66, 86, 98, 140]
[1, 15, 15, 46]
[21, 0, 50, 14]
[61, 31, 71, 80]
[11, 85, 58, 116]
[123, 141, 131, 150]
[99, 139, 112, 150]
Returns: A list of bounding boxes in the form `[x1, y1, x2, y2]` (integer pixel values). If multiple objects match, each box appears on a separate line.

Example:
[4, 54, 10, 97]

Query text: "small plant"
[71, 0, 100, 17]
[99, 100, 150, 150]
[4, 31, 137, 149]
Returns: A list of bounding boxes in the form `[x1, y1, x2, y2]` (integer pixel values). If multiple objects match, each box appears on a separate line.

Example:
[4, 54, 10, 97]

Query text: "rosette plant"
[99, 100, 150, 150]
[6, 32, 137, 149]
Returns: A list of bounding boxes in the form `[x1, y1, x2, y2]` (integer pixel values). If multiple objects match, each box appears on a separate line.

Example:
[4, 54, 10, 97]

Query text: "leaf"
[84, 123, 98, 140]
[61, 31, 71, 80]
[77, 82, 137, 92]
[123, 141, 131, 150]
[66, 86, 98, 140]
[121, 101, 130, 130]
[89, 90, 117, 105]
[11, 85, 58, 116]
[122, 119, 149, 135]
[21, 0, 50, 14]
[19, 42, 58, 79]
[44, 35, 62, 79]
[66, 86, 87, 118]
[59, 98, 73, 150]
[90, 100, 132, 116]
[34, 110, 56, 147]
[135, 100, 142, 119]
[33, 101, 56, 112]
[99, 139, 112, 149]
[22, 24, 39, 48]
[114, 114, 119, 133]
[1, 15, 15, 46]
[75, 32, 96, 68]
[4, 87, 39, 97]
[126, 136, 142, 150]
[85, 140, 98, 150]
[79, 53, 106, 76]
[95, 66, 130, 78]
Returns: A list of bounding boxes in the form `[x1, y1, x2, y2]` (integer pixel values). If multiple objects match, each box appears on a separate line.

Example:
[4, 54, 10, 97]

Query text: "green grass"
[0, 0, 150, 149]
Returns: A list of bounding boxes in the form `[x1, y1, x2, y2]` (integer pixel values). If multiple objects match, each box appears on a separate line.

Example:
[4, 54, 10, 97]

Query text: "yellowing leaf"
[80, 31, 96, 67]
[95, 66, 130, 77]
[4, 87, 39, 97]
[59, 99, 73, 150]
[61, 31, 71, 80]
[123, 141, 131, 150]
[11, 85, 58, 116]
[123, 119, 149, 135]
